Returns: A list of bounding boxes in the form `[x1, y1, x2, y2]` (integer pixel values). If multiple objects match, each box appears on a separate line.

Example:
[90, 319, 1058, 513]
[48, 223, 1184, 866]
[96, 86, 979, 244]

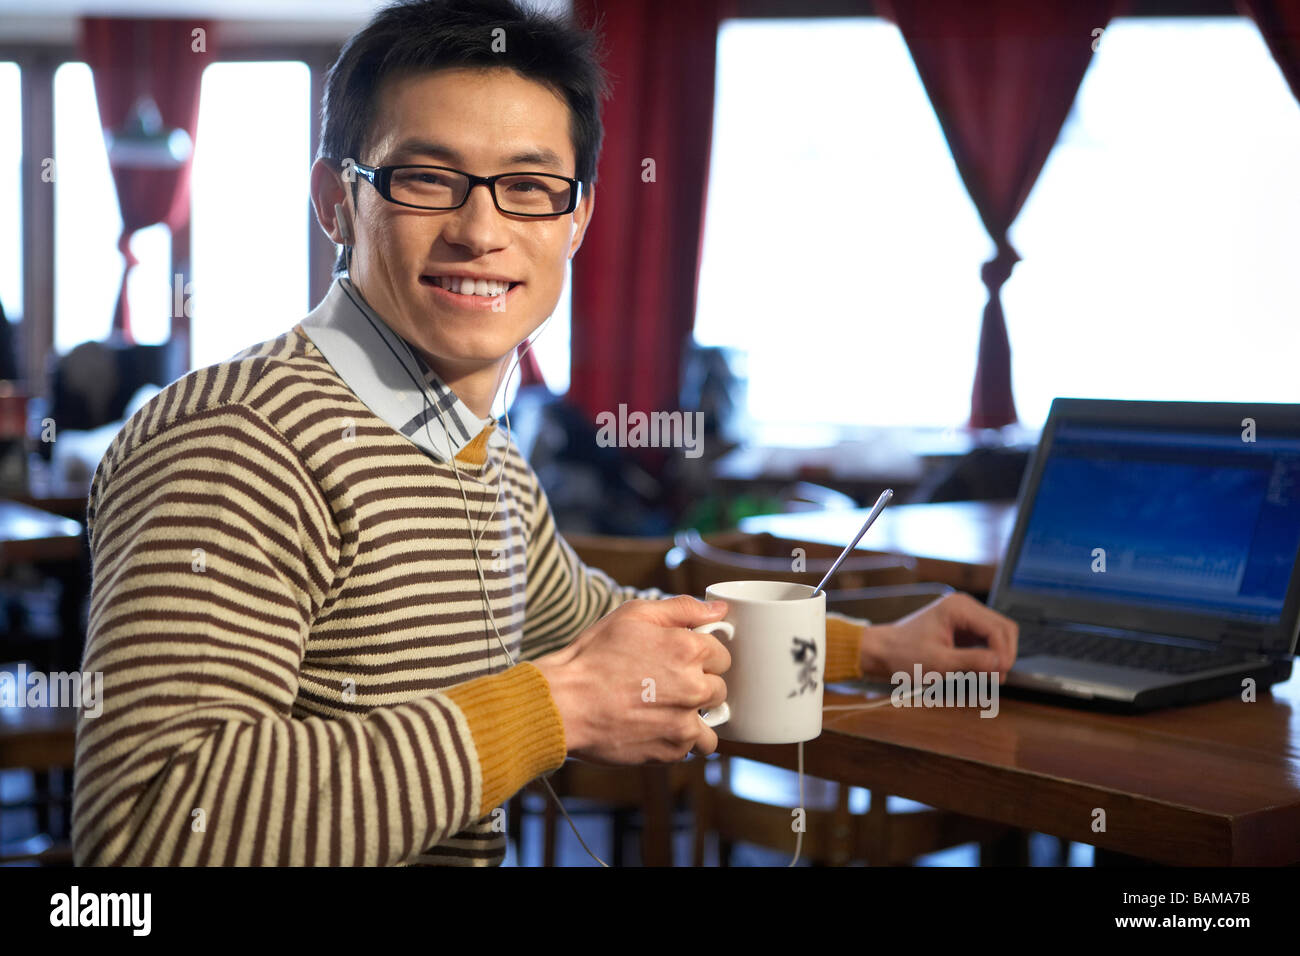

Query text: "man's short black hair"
[320, 0, 609, 271]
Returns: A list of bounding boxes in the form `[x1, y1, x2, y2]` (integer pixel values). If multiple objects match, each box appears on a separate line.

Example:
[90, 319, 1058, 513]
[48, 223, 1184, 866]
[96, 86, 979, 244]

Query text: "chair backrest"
[48, 339, 179, 432]
[672, 528, 917, 597]
[823, 582, 953, 623]
[562, 532, 685, 593]
[912, 446, 1031, 503]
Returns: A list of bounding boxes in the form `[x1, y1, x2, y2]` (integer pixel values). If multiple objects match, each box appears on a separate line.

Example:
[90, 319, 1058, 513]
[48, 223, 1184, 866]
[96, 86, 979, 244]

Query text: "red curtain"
[79, 18, 215, 342]
[568, 0, 734, 432]
[1239, 0, 1300, 102]
[877, 0, 1123, 429]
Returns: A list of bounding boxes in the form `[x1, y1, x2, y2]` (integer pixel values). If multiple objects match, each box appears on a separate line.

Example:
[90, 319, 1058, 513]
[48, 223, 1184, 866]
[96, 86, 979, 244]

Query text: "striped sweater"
[72, 284, 867, 866]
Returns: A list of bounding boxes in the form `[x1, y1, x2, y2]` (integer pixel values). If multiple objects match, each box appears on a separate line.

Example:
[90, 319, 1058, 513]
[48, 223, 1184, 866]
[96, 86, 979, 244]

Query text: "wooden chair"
[559, 531, 686, 594]
[689, 581, 1020, 865]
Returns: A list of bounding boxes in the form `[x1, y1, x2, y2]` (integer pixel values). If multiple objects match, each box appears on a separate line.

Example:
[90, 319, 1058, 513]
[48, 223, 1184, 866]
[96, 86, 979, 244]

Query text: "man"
[72, 0, 1018, 866]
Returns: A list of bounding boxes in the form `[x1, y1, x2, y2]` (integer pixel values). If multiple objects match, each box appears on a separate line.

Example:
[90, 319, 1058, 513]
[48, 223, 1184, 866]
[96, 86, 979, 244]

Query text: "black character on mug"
[788, 636, 819, 697]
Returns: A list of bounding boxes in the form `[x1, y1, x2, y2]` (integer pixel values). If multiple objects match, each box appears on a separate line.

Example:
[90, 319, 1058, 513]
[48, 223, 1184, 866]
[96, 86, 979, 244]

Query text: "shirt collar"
[298, 277, 507, 465]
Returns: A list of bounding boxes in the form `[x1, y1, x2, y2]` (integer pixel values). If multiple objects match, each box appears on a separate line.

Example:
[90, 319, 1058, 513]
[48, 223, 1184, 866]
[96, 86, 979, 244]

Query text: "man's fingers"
[678, 627, 732, 675]
[701, 673, 727, 711]
[691, 721, 719, 757]
[936, 646, 1003, 679]
[943, 594, 1019, 671]
[651, 671, 727, 710]
[638, 593, 728, 629]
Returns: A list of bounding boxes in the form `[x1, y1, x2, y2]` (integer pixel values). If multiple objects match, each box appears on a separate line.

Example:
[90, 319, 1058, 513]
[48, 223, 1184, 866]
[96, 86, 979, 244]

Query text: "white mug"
[692, 581, 826, 744]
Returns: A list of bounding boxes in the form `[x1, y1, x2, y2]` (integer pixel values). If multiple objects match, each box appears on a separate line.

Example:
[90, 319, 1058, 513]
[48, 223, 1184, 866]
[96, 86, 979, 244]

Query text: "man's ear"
[310, 157, 353, 246]
[567, 183, 595, 260]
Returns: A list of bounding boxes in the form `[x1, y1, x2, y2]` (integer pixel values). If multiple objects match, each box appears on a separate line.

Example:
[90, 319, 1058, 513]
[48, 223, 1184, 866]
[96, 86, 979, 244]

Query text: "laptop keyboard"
[1018, 628, 1256, 675]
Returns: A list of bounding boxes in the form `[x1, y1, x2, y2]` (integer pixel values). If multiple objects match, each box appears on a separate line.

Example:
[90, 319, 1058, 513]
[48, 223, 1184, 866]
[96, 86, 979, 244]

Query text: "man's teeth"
[432, 276, 511, 296]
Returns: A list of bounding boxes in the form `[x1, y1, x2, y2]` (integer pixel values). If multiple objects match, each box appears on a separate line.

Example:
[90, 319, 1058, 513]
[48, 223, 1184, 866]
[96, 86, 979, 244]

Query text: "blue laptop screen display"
[1008, 422, 1300, 623]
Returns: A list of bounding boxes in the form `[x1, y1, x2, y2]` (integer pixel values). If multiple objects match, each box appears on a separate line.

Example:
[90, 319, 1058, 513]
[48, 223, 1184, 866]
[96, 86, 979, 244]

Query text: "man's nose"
[441, 182, 510, 254]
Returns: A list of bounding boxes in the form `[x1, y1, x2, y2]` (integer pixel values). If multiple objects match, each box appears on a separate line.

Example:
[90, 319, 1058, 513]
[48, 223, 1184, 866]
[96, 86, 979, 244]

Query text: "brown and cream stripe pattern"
[72, 323, 868, 866]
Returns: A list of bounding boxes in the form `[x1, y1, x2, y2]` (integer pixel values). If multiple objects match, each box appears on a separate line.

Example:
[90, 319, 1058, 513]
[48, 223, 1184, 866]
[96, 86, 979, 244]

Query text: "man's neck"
[345, 275, 506, 420]
[419, 350, 508, 420]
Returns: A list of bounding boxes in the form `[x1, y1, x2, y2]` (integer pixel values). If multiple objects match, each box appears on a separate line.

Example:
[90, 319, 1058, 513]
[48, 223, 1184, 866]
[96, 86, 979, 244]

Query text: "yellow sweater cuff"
[443, 662, 567, 817]
[825, 613, 867, 683]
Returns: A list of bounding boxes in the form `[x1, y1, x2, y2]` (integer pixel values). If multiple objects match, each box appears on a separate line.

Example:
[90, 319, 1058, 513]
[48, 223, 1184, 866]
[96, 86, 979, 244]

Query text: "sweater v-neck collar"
[299, 277, 507, 466]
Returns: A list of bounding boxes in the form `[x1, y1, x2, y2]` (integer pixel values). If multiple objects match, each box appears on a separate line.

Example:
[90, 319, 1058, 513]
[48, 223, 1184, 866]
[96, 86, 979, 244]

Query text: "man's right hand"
[532, 595, 732, 764]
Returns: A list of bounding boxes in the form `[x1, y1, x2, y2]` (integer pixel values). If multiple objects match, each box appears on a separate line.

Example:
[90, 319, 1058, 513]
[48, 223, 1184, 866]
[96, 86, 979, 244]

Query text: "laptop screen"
[1008, 421, 1300, 625]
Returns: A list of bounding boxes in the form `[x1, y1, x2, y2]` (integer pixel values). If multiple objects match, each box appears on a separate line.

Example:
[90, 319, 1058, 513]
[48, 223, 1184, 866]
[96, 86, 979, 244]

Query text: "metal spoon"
[810, 488, 894, 596]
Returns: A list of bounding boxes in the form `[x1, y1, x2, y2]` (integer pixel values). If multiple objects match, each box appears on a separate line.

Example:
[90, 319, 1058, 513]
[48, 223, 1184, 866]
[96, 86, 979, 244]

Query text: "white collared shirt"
[299, 277, 508, 464]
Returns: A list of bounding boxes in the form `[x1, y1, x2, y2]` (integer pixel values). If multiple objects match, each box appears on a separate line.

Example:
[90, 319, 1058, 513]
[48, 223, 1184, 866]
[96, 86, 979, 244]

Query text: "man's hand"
[860, 592, 1018, 683]
[532, 595, 732, 764]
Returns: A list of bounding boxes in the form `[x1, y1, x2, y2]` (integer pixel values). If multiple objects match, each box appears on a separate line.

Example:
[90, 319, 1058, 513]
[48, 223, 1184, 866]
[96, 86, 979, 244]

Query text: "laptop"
[989, 398, 1300, 712]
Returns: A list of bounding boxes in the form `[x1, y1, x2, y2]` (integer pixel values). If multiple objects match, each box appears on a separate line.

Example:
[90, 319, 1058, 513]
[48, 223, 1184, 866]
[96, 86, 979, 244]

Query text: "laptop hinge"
[1006, 606, 1044, 626]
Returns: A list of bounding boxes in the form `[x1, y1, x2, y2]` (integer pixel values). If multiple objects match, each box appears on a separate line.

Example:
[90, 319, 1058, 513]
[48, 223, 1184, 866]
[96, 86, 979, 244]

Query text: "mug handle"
[693, 620, 734, 727]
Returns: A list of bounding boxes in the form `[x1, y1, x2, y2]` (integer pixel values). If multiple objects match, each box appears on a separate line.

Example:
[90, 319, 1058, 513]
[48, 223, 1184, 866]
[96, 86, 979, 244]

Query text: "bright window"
[696, 18, 990, 440]
[699, 17, 1300, 437]
[54, 63, 174, 352]
[1006, 18, 1300, 427]
[190, 62, 310, 369]
[0, 63, 20, 325]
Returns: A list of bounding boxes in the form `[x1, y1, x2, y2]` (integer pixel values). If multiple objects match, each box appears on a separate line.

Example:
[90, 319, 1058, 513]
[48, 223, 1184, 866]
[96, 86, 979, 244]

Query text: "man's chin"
[410, 338, 527, 376]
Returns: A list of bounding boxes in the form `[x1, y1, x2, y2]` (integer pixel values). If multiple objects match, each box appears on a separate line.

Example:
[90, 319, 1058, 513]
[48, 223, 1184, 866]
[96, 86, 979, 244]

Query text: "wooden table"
[1, 499, 89, 676]
[718, 669, 1300, 866]
[0, 499, 84, 568]
[741, 500, 1017, 594]
[730, 499, 1300, 864]
[9, 463, 92, 521]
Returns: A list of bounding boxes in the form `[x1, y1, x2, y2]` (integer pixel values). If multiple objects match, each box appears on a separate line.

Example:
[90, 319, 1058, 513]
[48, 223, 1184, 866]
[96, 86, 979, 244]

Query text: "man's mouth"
[421, 275, 521, 298]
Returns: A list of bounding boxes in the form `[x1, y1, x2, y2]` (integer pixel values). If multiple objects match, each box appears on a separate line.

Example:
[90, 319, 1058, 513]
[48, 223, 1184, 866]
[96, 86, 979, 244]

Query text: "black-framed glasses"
[350, 162, 583, 217]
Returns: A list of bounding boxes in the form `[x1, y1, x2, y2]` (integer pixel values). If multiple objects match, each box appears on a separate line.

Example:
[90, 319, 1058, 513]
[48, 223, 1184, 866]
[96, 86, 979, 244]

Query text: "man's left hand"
[860, 592, 1019, 683]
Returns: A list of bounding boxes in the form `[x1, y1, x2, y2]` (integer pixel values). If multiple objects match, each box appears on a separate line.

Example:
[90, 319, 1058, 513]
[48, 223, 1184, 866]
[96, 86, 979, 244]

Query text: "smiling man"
[72, 0, 1018, 867]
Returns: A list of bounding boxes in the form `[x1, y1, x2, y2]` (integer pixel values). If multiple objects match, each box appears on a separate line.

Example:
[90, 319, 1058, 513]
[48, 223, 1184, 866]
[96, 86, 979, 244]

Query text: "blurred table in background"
[1, 499, 90, 676]
[11, 454, 93, 521]
[740, 499, 1017, 596]
[0, 500, 83, 567]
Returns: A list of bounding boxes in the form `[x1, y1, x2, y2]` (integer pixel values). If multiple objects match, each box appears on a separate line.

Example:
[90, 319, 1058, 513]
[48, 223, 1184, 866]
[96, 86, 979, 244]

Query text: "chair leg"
[718, 838, 733, 867]
[862, 789, 889, 865]
[979, 828, 1031, 866]
[690, 759, 710, 867]
[612, 809, 627, 867]
[543, 795, 558, 867]
[640, 766, 672, 866]
[34, 770, 53, 837]
[828, 783, 852, 866]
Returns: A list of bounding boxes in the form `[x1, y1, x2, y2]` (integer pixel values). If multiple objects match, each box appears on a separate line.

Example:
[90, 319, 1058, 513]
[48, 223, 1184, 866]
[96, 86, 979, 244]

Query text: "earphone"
[335, 202, 353, 246]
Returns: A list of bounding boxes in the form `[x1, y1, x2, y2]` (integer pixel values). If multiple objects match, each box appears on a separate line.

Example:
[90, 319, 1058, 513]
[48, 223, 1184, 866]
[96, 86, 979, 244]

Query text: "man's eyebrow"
[390, 139, 568, 171]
